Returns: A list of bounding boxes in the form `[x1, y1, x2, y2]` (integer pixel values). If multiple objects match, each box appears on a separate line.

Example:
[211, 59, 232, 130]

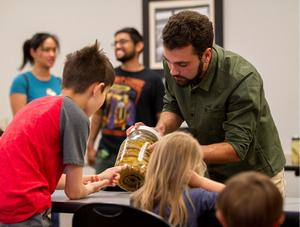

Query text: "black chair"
[72, 203, 171, 227]
[197, 210, 300, 227]
[281, 211, 300, 227]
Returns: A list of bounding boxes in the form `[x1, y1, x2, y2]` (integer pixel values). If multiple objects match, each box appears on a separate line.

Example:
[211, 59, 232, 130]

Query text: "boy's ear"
[274, 213, 285, 227]
[93, 82, 106, 95]
[216, 209, 227, 227]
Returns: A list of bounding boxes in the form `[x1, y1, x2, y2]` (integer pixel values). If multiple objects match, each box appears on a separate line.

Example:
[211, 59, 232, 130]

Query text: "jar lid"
[130, 125, 160, 140]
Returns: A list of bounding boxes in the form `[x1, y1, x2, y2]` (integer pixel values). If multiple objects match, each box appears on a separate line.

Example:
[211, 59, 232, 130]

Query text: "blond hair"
[131, 131, 206, 227]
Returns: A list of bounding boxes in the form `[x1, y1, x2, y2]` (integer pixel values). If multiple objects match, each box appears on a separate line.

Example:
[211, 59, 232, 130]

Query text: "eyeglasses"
[112, 39, 130, 47]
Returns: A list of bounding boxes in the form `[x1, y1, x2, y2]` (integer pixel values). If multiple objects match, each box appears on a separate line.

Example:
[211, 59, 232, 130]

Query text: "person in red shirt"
[0, 41, 122, 226]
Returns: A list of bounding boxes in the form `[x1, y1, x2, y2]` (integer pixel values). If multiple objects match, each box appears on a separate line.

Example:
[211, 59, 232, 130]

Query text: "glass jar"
[291, 136, 300, 165]
[114, 126, 160, 192]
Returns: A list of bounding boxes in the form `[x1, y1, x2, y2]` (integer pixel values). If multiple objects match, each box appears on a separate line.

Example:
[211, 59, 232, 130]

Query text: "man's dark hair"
[162, 10, 214, 56]
[115, 27, 143, 45]
[62, 41, 115, 93]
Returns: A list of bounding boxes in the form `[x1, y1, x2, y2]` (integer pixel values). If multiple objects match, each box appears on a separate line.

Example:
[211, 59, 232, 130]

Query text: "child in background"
[0, 41, 123, 226]
[131, 131, 224, 227]
[216, 171, 284, 227]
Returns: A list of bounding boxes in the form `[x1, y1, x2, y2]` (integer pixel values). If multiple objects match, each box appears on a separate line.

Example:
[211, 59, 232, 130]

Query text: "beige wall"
[0, 0, 299, 153]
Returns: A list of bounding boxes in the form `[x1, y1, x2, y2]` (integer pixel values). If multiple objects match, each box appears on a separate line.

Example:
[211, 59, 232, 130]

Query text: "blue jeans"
[0, 209, 51, 227]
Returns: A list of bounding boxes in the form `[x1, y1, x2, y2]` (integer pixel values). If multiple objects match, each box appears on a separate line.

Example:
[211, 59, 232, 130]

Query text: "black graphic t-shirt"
[99, 67, 164, 156]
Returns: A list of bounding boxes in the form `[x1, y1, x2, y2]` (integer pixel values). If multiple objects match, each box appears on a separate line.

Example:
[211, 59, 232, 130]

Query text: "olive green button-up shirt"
[163, 45, 285, 182]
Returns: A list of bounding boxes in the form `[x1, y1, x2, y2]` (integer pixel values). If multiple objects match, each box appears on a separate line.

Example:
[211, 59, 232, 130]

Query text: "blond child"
[131, 131, 224, 227]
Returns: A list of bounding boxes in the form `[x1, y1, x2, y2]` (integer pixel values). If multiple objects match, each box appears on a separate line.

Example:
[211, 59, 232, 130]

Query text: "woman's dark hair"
[19, 32, 60, 70]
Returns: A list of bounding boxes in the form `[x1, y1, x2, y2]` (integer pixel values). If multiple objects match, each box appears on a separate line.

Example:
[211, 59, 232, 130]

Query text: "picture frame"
[142, 0, 223, 72]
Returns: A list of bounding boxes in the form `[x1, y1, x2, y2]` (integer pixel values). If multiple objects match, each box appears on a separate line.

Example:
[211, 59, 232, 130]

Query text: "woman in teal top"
[10, 32, 61, 116]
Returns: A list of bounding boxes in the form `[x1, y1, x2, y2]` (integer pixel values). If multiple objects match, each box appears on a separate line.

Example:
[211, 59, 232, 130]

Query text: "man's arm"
[87, 109, 103, 166]
[202, 142, 240, 164]
[155, 111, 183, 136]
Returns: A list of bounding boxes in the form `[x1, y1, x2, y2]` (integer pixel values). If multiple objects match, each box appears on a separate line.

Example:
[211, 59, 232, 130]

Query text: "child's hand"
[82, 175, 101, 185]
[98, 166, 126, 186]
[147, 142, 157, 153]
[85, 179, 111, 193]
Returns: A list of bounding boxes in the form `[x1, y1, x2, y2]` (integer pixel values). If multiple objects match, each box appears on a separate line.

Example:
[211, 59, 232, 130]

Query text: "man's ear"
[203, 48, 212, 63]
[135, 41, 144, 53]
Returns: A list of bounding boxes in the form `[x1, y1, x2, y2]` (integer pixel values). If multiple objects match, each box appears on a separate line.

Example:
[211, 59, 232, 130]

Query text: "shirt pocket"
[200, 106, 226, 136]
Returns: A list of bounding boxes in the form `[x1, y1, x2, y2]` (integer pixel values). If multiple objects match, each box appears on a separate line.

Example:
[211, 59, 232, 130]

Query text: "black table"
[285, 165, 300, 176]
[284, 154, 300, 176]
[52, 190, 299, 226]
[51, 190, 299, 213]
[51, 190, 130, 213]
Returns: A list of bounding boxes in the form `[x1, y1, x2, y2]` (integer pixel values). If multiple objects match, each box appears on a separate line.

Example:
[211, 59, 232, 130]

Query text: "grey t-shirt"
[60, 96, 89, 166]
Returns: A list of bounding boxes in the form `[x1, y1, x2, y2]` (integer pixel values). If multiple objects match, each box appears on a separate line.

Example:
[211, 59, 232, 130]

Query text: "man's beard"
[174, 60, 204, 87]
[116, 49, 135, 63]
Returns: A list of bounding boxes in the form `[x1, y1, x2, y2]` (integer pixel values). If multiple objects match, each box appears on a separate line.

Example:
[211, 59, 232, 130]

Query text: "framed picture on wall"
[142, 0, 223, 72]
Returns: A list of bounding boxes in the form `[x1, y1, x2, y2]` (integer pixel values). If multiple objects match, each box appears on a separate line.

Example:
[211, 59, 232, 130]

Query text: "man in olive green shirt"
[156, 11, 285, 193]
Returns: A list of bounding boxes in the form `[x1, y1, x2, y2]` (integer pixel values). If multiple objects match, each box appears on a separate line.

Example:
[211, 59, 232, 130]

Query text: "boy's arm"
[189, 171, 225, 192]
[64, 165, 109, 200]
[58, 165, 125, 199]
[57, 174, 66, 189]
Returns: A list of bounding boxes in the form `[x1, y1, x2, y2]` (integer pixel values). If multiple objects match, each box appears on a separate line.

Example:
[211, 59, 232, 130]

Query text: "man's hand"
[126, 122, 145, 136]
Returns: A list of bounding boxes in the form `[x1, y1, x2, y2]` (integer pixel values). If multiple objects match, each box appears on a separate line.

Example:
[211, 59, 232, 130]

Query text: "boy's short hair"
[62, 41, 115, 93]
[216, 171, 283, 227]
